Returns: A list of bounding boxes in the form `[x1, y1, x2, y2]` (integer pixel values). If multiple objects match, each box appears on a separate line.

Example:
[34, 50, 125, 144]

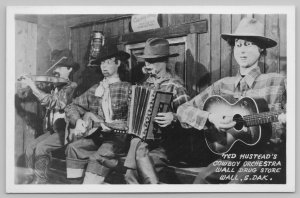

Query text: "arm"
[64, 87, 93, 126]
[176, 81, 236, 131]
[155, 80, 190, 127]
[20, 75, 77, 109]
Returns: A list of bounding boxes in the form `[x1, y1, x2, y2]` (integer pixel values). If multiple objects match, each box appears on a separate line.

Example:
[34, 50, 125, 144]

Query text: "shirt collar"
[234, 66, 261, 88]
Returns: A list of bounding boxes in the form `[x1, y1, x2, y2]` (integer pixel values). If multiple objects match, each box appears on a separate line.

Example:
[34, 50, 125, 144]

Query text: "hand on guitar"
[154, 112, 174, 127]
[208, 113, 236, 131]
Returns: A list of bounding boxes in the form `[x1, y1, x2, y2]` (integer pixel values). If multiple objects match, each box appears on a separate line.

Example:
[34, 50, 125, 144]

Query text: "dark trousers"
[65, 130, 129, 178]
[124, 129, 185, 184]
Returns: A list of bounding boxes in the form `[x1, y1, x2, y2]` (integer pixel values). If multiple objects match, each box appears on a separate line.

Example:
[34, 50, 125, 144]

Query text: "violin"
[17, 75, 69, 97]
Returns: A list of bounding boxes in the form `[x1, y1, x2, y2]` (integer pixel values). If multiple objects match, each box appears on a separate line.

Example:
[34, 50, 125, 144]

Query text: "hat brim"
[137, 53, 179, 59]
[98, 51, 130, 62]
[50, 62, 80, 72]
[221, 33, 277, 48]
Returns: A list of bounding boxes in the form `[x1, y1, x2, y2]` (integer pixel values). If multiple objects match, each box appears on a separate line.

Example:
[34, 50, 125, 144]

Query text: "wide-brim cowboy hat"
[221, 17, 277, 49]
[49, 49, 80, 72]
[137, 38, 179, 59]
[96, 43, 130, 63]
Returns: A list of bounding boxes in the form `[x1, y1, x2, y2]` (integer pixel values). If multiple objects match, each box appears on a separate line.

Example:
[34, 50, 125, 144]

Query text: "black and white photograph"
[6, 6, 295, 193]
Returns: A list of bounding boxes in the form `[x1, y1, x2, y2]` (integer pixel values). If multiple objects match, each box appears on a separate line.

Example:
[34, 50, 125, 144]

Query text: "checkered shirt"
[177, 66, 286, 144]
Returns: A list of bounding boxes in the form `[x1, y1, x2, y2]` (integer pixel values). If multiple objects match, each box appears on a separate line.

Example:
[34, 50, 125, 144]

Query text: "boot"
[31, 155, 50, 184]
[136, 156, 159, 184]
[136, 142, 159, 184]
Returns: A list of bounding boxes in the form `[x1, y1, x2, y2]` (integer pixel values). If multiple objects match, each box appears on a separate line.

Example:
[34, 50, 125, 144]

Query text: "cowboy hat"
[50, 49, 80, 72]
[96, 43, 130, 63]
[221, 17, 277, 49]
[137, 38, 179, 59]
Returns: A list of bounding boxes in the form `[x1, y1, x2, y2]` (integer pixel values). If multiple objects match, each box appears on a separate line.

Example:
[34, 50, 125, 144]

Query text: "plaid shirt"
[65, 81, 131, 128]
[177, 66, 286, 144]
[141, 72, 190, 112]
[33, 80, 77, 111]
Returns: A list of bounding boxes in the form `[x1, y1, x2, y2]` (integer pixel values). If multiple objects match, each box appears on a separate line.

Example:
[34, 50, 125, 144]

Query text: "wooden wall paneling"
[79, 26, 92, 66]
[102, 21, 114, 37]
[184, 14, 200, 24]
[15, 20, 37, 79]
[253, 14, 266, 73]
[231, 14, 242, 76]
[279, 14, 287, 75]
[161, 14, 169, 27]
[210, 15, 221, 84]
[118, 19, 124, 36]
[71, 28, 81, 83]
[169, 43, 185, 82]
[265, 14, 280, 73]
[186, 33, 198, 97]
[112, 20, 122, 36]
[123, 17, 131, 33]
[168, 14, 185, 26]
[220, 14, 232, 78]
[197, 14, 211, 93]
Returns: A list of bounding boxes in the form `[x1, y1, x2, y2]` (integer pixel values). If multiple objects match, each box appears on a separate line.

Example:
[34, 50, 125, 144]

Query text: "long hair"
[115, 57, 130, 82]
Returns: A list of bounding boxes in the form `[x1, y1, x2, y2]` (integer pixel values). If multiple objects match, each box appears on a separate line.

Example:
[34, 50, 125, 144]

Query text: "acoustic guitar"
[203, 95, 283, 155]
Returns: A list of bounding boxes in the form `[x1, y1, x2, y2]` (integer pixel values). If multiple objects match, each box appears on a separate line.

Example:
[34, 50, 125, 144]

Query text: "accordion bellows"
[128, 85, 173, 140]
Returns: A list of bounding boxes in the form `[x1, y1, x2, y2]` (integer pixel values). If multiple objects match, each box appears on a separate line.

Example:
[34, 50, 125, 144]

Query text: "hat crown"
[144, 38, 170, 57]
[99, 43, 119, 60]
[234, 17, 264, 37]
[137, 38, 178, 59]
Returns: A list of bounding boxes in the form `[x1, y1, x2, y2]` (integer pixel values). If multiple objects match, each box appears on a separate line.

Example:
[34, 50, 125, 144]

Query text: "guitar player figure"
[177, 17, 286, 184]
[64, 43, 131, 184]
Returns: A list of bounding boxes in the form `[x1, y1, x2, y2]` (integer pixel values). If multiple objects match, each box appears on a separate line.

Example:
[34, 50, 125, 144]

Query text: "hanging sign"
[131, 14, 161, 32]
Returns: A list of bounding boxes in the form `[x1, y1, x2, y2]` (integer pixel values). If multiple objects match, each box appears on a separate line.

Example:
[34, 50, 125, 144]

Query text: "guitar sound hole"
[233, 114, 244, 130]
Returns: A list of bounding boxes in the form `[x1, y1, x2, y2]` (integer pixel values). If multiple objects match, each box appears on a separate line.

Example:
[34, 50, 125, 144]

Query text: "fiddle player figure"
[19, 49, 79, 184]
[124, 38, 190, 184]
[63, 43, 131, 184]
[177, 17, 286, 184]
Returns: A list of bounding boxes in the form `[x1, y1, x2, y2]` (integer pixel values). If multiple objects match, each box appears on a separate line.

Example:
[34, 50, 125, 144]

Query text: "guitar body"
[203, 95, 272, 155]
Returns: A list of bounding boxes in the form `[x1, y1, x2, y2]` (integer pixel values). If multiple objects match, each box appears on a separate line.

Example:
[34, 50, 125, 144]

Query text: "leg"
[23, 131, 51, 184]
[32, 132, 65, 184]
[135, 142, 159, 184]
[84, 142, 119, 184]
[24, 131, 51, 170]
[65, 138, 98, 179]
[123, 137, 142, 184]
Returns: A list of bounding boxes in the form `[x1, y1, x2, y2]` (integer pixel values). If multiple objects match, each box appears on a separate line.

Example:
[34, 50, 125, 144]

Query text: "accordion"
[127, 85, 173, 141]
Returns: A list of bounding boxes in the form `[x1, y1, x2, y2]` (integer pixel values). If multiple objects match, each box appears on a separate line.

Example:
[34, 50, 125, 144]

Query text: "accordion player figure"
[124, 38, 190, 184]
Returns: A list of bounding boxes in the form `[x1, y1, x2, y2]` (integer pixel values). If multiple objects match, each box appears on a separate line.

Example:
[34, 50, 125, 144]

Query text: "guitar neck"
[243, 111, 279, 127]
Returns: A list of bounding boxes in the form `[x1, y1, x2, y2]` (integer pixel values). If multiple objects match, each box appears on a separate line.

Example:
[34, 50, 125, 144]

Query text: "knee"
[65, 142, 77, 156]
[97, 143, 115, 158]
